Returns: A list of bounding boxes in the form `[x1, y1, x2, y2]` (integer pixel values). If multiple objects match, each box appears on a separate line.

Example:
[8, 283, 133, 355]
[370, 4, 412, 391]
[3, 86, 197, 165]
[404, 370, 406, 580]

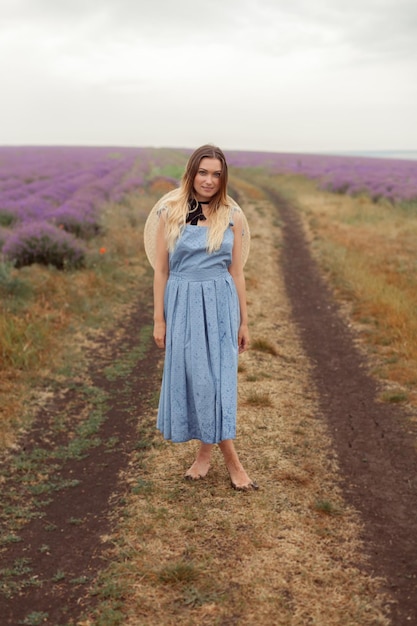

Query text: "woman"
[152, 144, 258, 491]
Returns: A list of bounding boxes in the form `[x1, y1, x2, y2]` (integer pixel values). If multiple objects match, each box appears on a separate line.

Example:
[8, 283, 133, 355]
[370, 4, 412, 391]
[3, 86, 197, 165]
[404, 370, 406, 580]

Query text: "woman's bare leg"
[185, 442, 213, 479]
[218, 439, 258, 490]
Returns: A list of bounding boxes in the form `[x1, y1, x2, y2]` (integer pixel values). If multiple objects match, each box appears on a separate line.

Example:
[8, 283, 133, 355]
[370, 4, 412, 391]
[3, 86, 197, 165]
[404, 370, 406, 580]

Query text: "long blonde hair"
[160, 145, 232, 254]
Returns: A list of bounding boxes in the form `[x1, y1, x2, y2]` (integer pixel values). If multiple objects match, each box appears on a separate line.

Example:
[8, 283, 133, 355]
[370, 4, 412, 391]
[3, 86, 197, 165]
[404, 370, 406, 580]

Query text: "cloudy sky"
[1, 0, 416, 153]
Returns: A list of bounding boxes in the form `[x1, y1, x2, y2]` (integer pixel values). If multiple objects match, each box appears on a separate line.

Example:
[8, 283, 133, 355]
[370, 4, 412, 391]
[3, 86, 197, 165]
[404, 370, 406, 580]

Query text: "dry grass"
[263, 174, 417, 409]
[84, 189, 389, 626]
[251, 337, 280, 356]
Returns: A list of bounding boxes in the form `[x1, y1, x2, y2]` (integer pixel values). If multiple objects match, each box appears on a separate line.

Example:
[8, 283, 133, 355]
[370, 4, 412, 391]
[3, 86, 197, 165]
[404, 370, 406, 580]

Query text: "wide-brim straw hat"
[144, 191, 250, 269]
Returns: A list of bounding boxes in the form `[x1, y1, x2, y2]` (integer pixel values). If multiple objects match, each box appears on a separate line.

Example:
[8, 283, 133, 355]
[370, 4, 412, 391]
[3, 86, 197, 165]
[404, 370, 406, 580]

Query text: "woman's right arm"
[153, 212, 169, 349]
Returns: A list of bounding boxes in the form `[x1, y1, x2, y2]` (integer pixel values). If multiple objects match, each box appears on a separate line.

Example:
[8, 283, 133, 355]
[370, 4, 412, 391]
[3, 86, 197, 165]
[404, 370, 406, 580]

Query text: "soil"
[1, 190, 417, 625]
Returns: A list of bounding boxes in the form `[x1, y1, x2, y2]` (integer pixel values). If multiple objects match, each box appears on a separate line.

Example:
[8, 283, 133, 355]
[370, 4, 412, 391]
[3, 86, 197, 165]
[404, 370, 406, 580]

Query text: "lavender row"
[225, 151, 417, 203]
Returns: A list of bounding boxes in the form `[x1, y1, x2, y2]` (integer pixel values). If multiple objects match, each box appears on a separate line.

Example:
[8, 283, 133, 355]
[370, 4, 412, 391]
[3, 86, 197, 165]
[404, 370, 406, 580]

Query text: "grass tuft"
[251, 338, 279, 356]
[380, 390, 408, 404]
[314, 499, 341, 516]
[157, 561, 200, 585]
[18, 612, 49, 626]
[244, 391, 273, 407]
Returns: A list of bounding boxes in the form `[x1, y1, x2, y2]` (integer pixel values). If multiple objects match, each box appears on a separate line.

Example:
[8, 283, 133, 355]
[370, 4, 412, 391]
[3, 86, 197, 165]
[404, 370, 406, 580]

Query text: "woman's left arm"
[229, 212, 250, 353]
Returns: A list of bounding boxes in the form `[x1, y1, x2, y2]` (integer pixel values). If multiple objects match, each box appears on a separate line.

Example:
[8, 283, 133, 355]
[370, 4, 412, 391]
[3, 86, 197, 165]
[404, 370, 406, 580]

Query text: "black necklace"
[186, 200, 209, 225]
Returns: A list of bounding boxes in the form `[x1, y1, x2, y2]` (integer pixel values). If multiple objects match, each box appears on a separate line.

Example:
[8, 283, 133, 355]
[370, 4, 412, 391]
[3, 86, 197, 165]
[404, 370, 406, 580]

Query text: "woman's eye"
[214, 172, 221, 178]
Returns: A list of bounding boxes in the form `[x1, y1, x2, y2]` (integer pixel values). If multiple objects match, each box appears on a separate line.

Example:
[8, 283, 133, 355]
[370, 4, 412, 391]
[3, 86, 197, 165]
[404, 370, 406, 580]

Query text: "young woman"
[151, 144, 258, 491]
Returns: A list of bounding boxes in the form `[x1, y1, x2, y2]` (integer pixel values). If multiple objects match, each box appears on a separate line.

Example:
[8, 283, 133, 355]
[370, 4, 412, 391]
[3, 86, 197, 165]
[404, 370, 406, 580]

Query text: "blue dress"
[157, 222, 240, 444]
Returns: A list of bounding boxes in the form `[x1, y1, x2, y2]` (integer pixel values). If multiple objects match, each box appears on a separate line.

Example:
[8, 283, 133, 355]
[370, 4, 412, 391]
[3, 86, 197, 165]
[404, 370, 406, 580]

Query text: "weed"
[27, 477, 80, 495]
[70, 575, 89, 585]
[380, 390, 408, 403]
[68, 517, 84, 525]
[182, 584, 223, 607]
[314, 500, 341, 516]
[88, 604, 125, 626]
[38, 544, 50, 553]
[251, 338, 279, 356]
[131, 478, 153, 495]
[19, 611, 49, 625]
[134, 439, 153, 451]
[1, 534, 22, 545]
[52, 570, 66, 582]
[0, 557, 32, 578]
[105, 436, 119, 449]
[91, 579, 126, 600]
[246, 372, 272, 382]
[244, 391, 273, 407]
[0, 261, 31, 298]
[157, 561, 199, 585]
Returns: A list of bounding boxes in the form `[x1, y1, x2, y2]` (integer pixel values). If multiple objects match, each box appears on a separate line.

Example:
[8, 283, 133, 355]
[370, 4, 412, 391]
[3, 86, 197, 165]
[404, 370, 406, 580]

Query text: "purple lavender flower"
[3, 221, 86, 269]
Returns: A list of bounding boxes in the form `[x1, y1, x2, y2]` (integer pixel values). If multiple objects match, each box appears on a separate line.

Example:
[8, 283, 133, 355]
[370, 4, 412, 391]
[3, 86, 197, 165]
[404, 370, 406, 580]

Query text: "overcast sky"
[1, 0, 416, 153]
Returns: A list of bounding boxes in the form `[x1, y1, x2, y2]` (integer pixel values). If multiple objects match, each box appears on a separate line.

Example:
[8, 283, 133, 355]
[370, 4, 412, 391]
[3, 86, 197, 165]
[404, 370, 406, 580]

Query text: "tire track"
[269, 188, 417, 625]
[0, 295, 160, 625]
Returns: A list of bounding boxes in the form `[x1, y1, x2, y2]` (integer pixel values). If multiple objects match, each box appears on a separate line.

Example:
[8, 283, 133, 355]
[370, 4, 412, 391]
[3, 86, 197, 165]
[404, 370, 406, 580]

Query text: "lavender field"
[1, 146, 416, 270]
[0, 146, 155, 268]
[226, 150, 417, 203]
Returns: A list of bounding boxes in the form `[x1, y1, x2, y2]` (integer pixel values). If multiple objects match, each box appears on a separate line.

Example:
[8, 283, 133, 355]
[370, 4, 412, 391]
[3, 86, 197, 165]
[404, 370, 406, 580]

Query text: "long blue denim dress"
[157, 221, 240, 444]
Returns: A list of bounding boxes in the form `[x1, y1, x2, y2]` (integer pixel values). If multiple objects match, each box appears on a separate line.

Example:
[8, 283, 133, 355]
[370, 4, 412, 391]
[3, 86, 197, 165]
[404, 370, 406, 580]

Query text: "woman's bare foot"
[227, 460, 258, 491]
[184, 443, 213, 480]
[184, 459, 211, 480]
[218, 439, 259, 491]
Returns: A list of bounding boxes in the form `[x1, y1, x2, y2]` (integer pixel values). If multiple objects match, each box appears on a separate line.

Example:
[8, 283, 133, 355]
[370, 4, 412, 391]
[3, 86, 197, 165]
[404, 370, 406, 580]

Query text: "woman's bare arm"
[153, 213, 169, 349]
[228, 212, 250, 353]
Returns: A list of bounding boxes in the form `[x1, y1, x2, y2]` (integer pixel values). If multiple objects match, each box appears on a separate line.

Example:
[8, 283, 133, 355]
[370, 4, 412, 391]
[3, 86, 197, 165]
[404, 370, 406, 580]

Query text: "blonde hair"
[159, 145, 232, 254]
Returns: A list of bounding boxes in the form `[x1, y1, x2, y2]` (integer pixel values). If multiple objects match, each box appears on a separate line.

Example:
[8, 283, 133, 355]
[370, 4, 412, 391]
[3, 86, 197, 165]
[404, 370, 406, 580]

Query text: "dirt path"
[270, 189, 417, 625]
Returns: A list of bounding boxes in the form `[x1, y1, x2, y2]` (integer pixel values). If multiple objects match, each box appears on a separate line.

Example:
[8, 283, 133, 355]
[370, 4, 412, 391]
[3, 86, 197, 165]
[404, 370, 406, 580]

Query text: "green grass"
[103, 325, 153, 381]
[314, 500, 342, 516]
[19, 611, 49, 626]
[380, 390, 408, 404]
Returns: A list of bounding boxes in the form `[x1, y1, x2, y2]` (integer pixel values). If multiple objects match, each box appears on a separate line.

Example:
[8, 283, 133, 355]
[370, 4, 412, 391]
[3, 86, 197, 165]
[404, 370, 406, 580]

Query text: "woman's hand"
[154, 321, 166, 349]
[238, 323, 250, 354]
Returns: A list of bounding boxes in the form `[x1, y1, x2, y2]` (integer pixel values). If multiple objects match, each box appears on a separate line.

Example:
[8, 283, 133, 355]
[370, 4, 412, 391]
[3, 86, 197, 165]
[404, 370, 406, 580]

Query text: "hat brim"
[144, 196, 250, 269]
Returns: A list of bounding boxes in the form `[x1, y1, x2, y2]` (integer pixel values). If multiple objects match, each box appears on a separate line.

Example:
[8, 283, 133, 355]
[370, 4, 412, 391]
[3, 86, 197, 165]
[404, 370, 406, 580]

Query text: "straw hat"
[144, 192, 251, 269]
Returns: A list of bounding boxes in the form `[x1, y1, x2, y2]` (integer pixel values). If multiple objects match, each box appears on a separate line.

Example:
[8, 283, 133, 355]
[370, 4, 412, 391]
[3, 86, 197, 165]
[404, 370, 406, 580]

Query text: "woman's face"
[193, 157, 222, 202]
